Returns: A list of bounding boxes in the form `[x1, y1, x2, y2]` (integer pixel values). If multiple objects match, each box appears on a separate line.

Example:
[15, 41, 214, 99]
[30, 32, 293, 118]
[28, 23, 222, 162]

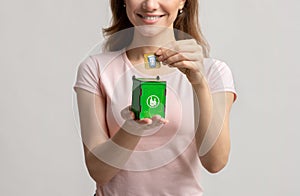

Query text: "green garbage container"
[131, 76, 166, 119]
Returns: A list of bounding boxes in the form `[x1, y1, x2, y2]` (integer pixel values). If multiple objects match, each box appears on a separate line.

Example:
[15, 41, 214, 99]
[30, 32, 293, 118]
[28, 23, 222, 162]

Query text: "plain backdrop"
[0, 0, 299, 195]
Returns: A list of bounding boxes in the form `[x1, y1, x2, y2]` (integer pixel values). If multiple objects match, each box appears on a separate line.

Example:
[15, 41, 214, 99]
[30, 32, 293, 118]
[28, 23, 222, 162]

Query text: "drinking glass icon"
[147, 55, 156, 68]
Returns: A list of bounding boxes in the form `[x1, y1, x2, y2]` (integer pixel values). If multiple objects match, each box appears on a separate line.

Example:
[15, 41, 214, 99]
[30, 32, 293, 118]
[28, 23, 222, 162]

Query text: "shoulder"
[83, 49, 125, 68]
[74, 50, 125, 96]
[203, 58, 232, 76]
[203, 57, 235, 82]
[77, 50, 125, 75]
[203, 58, 237, 97]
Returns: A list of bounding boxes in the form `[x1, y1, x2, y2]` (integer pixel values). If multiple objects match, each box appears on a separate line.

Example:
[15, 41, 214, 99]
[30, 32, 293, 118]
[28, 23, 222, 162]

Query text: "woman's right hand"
[120, 106, 168, 136]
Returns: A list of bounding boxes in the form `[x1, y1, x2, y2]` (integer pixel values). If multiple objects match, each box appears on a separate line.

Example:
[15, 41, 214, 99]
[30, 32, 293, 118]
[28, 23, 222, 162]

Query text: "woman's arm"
[192, 83, 234, 173]
[76, 88, 167, 185]
[76, 88, 140, 185]
[156, 39, 235, 173]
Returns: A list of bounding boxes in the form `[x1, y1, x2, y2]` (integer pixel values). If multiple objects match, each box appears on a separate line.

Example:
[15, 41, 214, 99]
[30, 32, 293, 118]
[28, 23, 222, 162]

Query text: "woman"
[74, 0, 237, 195]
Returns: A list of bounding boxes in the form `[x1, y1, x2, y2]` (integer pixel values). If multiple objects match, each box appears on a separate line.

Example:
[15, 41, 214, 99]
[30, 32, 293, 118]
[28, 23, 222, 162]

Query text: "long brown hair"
[103, 0, 209, 57]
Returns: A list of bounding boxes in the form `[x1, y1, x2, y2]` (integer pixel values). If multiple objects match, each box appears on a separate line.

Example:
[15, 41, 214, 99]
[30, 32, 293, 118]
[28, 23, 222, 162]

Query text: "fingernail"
[155, 49, 162, 55]
[157, 56, 163, 61]
[162, 119, 169, 124]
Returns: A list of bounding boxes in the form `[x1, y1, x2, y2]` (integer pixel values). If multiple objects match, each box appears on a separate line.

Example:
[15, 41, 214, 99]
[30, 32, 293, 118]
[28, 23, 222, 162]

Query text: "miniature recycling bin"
[131, 76, 166, 119]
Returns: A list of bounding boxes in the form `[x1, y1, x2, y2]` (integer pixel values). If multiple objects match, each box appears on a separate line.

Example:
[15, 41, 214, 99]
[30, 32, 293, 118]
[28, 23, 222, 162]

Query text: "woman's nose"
[142, 0, 159, 11]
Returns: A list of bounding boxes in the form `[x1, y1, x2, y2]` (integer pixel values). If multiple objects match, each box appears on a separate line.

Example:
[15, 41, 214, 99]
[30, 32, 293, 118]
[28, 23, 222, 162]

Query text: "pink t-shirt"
[74, 49, 236, 196]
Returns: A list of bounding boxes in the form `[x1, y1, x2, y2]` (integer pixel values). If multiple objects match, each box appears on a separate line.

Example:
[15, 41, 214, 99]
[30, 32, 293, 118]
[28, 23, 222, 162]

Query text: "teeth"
[143, 16, 160, 20]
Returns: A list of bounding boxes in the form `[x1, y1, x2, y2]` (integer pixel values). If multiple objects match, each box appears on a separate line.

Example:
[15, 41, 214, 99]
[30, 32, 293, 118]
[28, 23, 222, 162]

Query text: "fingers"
[121, 106, 168, 130]
[138, 115, 168, 127]
[158, 53, 202, 65]
[152, 115, 169, 124]
[155, 39, 203, 70]
[155, 39, 202, 57]
[137, 118, 152, 125]
[121, 106, 135, 120]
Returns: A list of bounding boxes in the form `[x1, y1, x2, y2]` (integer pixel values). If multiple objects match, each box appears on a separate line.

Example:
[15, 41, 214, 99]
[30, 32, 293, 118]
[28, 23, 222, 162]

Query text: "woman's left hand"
[155, 39, 205, 86]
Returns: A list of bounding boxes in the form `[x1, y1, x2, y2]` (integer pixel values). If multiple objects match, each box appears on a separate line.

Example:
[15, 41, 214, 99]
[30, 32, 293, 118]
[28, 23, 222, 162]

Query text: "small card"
[144, 53, 161, 69]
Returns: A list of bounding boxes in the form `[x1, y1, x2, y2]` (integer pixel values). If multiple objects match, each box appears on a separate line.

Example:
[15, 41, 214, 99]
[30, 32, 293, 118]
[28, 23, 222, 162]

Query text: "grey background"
[0, 0, 299, 195]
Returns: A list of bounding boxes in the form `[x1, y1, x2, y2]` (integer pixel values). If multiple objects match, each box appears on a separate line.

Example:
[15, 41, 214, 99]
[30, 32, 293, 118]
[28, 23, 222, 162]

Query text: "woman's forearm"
[85, 116, 167, 185]
[192, 83, 213, 151]
[85, 125, 142, 186]
[192, 83, 231, 173]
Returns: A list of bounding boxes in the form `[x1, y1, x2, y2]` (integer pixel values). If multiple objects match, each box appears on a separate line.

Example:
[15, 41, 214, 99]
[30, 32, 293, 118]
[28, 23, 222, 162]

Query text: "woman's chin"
[135, 25, 171, 38]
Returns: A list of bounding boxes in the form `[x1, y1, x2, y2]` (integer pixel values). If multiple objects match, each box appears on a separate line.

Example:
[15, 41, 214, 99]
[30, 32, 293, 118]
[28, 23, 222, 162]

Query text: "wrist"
[191, 77, 209, 91]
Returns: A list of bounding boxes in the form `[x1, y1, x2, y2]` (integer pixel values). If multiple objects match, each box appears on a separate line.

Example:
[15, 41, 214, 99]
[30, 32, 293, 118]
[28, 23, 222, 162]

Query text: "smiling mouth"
[137, 14, 165, 21]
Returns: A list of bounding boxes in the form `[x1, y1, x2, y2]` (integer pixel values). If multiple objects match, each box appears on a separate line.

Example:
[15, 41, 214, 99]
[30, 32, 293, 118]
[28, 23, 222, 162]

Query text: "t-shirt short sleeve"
[73, 56, 103, 96]
[205, 58, 237, 101]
